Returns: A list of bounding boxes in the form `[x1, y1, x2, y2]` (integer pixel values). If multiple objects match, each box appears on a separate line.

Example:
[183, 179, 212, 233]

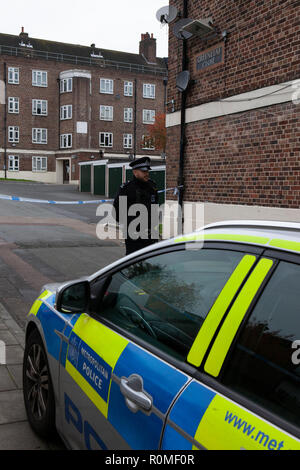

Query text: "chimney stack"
[19, 27, 28, 40]
[139, 32, 157, 63]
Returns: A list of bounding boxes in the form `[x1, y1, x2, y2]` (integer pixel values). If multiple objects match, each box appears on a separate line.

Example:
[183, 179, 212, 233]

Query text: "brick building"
[0, 29, 167, 184]
[166, 0, 300, 224]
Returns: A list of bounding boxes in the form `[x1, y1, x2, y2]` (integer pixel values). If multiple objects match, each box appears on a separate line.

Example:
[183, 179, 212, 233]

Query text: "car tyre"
[23, 329, 56, 438]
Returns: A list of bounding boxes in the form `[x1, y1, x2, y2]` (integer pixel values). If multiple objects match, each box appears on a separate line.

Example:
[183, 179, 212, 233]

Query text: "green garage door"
[108, 166, 123, 199]
[80, 165, 91, 193]
[150, 169, 166, 205]
[93, 165, 106, 196]
[125, 168, 133, 182]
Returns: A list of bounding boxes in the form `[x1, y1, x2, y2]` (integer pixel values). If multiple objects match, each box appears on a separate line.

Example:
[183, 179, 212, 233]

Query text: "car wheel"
[23, 329, 56, 437]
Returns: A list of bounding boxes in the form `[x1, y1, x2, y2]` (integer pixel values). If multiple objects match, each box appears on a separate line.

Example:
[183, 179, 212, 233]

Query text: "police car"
[23, 221, 300, 450]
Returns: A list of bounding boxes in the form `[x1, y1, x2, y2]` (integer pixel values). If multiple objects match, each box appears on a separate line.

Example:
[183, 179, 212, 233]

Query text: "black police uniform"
[113, 157, 159, 256]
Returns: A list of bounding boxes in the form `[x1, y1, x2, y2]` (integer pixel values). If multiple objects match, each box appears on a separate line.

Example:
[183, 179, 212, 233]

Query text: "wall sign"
[194, 42, 225, 73]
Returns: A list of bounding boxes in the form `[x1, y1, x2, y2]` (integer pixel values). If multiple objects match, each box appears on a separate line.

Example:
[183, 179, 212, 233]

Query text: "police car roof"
[201, 219, 300, 242]
[170, 219, 300, 254]
[88, 220, 300, 282]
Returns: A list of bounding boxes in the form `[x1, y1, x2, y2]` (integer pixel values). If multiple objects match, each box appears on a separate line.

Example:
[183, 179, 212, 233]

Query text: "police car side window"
[222, 261, 300, 428]
[98, 249, 245, 361]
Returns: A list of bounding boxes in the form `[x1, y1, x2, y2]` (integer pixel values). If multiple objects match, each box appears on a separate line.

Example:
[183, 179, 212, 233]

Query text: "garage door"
[108, 166, 123, 199]
[94, 165, 106, 196]
[80, 165, 92, 193]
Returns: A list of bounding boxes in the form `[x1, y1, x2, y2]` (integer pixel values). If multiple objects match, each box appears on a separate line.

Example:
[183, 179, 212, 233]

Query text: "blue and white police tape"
[0, 186, 183, 203]
[158, 185, 183, 195]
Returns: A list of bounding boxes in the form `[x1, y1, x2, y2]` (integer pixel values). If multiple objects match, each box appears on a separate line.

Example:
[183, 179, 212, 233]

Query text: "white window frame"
[143, 109, 155, 124]
[8, 67, 19, 85]
[8, 97, 19, 114]
[99, 132, 113, 148]
[8, 155, 19, 171]
[32, 156, 47, 172]
[8, 126, 19, 143]
[124, 81, 133, 96]
[60, 104, 72, 120]
[142, 135, 155, 150]
[32, 99, 48, 116]
[60, 134, 72, 149]
[32, 128, 47, 144]
[123, 133, 133, 149]
[100, 78, 113, 94]
[100, 105, 113, 121]
[32, 70, 47, 87]
[143, 83, 156, 99]
[124, 107, 133, 123]
[60, 78, 72, 93]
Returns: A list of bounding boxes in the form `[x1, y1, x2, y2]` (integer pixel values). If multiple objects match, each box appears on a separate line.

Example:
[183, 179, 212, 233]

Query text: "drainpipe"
[57, 77, 61, 149]
[133, 78, 137, 158]
[3, 62, 7, 179]
[178, 0, 188, 229]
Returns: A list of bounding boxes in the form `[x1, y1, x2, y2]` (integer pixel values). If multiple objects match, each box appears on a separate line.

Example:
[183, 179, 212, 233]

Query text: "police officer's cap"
[129, 157, 151, 171]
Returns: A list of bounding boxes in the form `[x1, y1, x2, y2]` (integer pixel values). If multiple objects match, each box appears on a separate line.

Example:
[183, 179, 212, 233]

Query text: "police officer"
[113, 157, 159, 255]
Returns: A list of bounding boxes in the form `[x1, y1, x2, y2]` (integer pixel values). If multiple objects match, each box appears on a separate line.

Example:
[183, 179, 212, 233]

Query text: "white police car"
[23, 221, 300, 449]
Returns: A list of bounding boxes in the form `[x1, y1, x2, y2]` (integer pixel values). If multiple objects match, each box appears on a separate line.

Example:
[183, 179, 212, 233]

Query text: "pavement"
[0, 181, 125, 449]
[0, 302, 66, 449]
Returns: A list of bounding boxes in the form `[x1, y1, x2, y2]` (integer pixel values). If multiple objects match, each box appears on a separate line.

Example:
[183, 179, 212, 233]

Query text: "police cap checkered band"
[129, 157, 151, 170]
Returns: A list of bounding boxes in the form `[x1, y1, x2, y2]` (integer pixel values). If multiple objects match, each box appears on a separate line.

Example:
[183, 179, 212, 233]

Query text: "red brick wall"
[167, 102, 300, 207]
[90, 72, 165, 154]
[6, 153, 56, 172]
[167, 0, 300, 111]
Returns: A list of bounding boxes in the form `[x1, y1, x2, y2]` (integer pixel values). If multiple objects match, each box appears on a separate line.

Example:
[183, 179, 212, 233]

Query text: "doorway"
[63, 160, 70, 184]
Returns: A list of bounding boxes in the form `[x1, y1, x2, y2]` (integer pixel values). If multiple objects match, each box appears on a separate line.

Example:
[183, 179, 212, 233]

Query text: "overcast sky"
[0, 0, 169, 57]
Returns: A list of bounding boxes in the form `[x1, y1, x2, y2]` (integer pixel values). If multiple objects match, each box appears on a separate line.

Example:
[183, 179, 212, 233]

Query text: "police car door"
[59, 244, 260, 449]
[162, 255, 300, 450]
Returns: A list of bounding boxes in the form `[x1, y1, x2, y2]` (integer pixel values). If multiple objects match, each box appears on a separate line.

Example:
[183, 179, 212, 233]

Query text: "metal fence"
[0, 44, 167, 76]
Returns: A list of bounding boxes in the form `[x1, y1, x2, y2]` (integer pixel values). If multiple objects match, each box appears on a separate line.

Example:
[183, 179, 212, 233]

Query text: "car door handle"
[120, 374, 152, 413]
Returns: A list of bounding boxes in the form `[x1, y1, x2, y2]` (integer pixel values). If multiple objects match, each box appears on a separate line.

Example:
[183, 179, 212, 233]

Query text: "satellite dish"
[176, 71, 190, 92]
[173, 19, 194, 39]
[156, 5, 178, 24]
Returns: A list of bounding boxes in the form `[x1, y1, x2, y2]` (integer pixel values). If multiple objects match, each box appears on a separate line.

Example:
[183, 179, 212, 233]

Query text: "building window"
[123, 133, 133, 149]
[143, 109, 155, 124]
[99, 132, 113, 148]
[32, 70, 47, 87]
[142, 135, 155, 150]
[100, 78, 113, 94]
[8, 155, 19, 171]
[124, 81, 133, 96]
[60, 134, 72, 149]
[32, 128, 47, 144]
[8, 126, 19, 143]
[60, 78, 72, 93]
[60, 105, 72, 120]
[100, 105, 113, 121]
[124, 107, 133, 123]
[8, 67, 19, 84]
[32, 156, 47, 172]
[32, 99, 48, 116]
[143, 83, 155, 99]
[8, 97, 19, 114]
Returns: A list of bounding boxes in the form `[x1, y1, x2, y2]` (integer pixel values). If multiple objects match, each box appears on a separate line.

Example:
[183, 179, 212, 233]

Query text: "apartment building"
[0, 29, 167, 183]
